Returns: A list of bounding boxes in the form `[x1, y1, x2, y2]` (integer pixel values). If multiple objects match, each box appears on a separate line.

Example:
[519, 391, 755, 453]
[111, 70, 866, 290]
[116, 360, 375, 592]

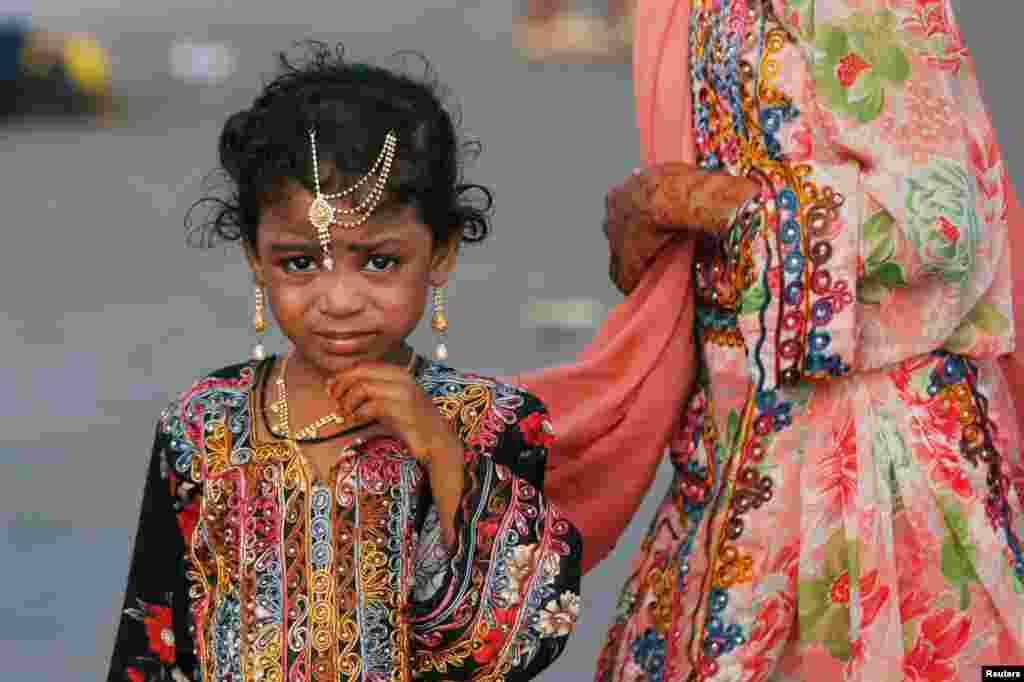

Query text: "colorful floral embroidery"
[108, 359, 582, 681]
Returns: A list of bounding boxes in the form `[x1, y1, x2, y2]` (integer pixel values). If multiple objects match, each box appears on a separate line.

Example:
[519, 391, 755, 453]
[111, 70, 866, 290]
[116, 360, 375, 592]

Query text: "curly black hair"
[187, 42, 492, 249]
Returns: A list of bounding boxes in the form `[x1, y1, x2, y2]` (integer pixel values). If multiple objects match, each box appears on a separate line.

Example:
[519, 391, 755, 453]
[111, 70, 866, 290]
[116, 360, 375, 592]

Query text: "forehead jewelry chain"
[308, 128, 399, 272]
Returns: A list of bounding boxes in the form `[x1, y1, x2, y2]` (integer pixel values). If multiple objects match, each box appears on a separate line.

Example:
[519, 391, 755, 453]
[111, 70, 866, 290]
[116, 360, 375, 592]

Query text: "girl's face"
[246, 181, 458, 380]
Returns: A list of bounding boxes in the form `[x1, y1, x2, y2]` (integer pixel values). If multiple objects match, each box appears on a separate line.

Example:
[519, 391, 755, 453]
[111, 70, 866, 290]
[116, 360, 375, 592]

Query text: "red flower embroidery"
[519, 412, 555, 449]
[143, 604, 176, 664]
[176, 499, 200, 544]
[480, 518, 501, 539]
[125, 667, 145, 682]
[473, 608, 518, 664]
[903, 609, 971, 682]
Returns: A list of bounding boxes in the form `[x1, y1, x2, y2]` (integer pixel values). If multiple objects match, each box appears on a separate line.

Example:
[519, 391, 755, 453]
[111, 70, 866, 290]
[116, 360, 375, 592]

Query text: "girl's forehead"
[259, 193, 423, 244]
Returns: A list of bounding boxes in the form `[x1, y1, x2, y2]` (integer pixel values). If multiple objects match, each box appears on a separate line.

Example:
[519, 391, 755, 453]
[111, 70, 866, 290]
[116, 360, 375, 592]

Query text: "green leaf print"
[966, 303, 1011, 336]
[874, 263, 907, 289]
[784, 0, 815, 39]
[944, 322, 977, 355]
[904, 157, 981, 285]
[860, 210, 908, 303]
[798, 578, 832, 634]
[872, 411, 912, 476]
[863, 210, 897, 273]
[812, 11, 910, 123]
[797, 530, 859, 661]
[944, 303, 1009, 355]
[938, 498, 980, 610]
[820, 607, 854, 661]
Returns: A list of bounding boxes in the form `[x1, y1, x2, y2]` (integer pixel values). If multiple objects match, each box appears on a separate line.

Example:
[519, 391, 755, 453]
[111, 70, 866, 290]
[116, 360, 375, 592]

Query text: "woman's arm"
[605, 163, 760, 294]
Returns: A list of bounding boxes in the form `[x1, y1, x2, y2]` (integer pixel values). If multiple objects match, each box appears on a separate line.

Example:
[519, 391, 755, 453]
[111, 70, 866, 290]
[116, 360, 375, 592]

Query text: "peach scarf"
[508, 0, 699, 574]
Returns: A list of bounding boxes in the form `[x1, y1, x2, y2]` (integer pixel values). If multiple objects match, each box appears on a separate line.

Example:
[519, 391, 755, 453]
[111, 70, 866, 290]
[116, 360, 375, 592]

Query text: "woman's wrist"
[646, 167, 761, 235]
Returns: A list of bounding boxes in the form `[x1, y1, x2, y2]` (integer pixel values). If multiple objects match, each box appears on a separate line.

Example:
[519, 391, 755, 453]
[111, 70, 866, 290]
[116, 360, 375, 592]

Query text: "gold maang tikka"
[307, 127, 399, 271]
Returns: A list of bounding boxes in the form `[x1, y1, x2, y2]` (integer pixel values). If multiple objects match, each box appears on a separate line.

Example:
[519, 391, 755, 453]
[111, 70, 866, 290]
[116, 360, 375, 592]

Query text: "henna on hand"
[645, 162, 760, 233]
[603, 163, 759, 294]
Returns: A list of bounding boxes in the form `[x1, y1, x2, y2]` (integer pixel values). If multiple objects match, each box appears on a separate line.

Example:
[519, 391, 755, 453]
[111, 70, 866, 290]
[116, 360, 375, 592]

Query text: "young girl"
[107, 44, 582, 682]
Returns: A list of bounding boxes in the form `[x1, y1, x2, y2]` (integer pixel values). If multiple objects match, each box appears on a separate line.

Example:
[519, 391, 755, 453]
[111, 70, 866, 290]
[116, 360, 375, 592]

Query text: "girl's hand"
[326, 361, 465, 550]
[604, 162, 760, 294]
[325, 361, 464, 473]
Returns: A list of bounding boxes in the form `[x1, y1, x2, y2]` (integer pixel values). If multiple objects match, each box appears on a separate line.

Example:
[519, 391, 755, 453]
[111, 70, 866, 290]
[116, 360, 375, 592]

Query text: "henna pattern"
[604, 163, 759, 294]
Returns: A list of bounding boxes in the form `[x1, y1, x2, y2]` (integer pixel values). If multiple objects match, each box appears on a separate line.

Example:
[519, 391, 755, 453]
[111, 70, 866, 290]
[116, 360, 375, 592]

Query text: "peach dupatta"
[507, 0, 699, 574]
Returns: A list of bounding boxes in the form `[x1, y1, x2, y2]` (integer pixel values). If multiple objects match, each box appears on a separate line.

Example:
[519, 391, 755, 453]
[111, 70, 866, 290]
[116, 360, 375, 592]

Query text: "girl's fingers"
[339, 382, 370, 416]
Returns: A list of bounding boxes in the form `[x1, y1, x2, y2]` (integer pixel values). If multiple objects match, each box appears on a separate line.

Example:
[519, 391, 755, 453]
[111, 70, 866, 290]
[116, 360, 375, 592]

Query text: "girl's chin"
[292, 341, 407, 376]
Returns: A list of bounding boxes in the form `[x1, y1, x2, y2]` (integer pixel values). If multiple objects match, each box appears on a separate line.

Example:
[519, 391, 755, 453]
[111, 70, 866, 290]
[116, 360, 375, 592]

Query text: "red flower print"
[519, 412, 555, 449]
[818, 418, 857, 521]
[903, 609, 971, 682]
[966, 122, 1010, 223]
[858, 569, 890, 629]
[473, 608, 518, 664]
[125, 667, 144, 682]
[931, 458, 973, 499]
[830, 572, 852, 604]
[903, 0, 968, 73]
[836, 53, 871, 87]
[935, 217, 960, 243]
[741, 593, 795, 682]
[769, 541, 800, 583]
[143, 604, 176, 664]
[790, 125, 814, 162]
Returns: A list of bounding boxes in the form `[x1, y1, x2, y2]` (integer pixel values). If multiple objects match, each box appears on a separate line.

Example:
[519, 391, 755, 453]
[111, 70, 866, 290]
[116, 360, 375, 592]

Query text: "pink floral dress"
[597, 1, 1024, 680]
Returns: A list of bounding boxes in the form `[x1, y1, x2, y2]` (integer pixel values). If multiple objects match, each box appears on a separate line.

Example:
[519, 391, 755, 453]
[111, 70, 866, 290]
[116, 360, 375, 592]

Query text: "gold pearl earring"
[431, 286, 449, 361]
[252, 285, 267, 361]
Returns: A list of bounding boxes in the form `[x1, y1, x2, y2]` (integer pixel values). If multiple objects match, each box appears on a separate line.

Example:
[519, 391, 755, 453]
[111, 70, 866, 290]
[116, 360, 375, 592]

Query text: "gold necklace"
[269, 351, 417, 440]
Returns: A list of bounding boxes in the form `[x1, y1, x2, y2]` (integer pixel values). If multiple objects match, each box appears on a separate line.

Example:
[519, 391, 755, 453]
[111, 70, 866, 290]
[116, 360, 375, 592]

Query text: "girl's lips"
[314, 331, 375, 354]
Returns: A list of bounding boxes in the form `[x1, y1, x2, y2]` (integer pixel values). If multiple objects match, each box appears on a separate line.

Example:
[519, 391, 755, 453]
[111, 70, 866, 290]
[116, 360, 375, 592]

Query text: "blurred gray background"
[1, 0, 1020, 679]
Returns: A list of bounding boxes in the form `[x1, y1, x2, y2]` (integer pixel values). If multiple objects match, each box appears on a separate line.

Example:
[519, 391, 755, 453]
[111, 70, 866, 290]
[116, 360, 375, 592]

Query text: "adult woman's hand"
[604, 162, 759, 294]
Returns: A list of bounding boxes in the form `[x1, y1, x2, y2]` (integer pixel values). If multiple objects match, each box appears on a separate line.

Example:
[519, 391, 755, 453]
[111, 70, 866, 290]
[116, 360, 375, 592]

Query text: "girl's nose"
[317, 268, 367, 318]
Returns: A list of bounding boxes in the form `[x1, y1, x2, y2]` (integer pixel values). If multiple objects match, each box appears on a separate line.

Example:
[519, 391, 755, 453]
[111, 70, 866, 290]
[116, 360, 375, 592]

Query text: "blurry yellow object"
[62, 34, 110, 96]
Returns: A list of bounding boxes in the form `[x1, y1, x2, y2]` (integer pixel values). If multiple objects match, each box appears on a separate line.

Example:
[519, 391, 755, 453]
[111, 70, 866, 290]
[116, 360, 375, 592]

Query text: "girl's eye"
[281, 256, 318, 273]
[363, 255, 400, 273]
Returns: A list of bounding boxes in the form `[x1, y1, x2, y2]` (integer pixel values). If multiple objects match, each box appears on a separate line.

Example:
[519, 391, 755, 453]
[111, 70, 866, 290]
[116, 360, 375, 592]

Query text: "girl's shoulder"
[156, 359, 261, 452]
[417, 362, 556, 476]
[417, 360, 547, 414]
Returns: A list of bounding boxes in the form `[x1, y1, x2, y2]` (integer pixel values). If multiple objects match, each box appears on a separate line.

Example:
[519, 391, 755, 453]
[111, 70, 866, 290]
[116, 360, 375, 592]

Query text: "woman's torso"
[598, 2, 1024, 680]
